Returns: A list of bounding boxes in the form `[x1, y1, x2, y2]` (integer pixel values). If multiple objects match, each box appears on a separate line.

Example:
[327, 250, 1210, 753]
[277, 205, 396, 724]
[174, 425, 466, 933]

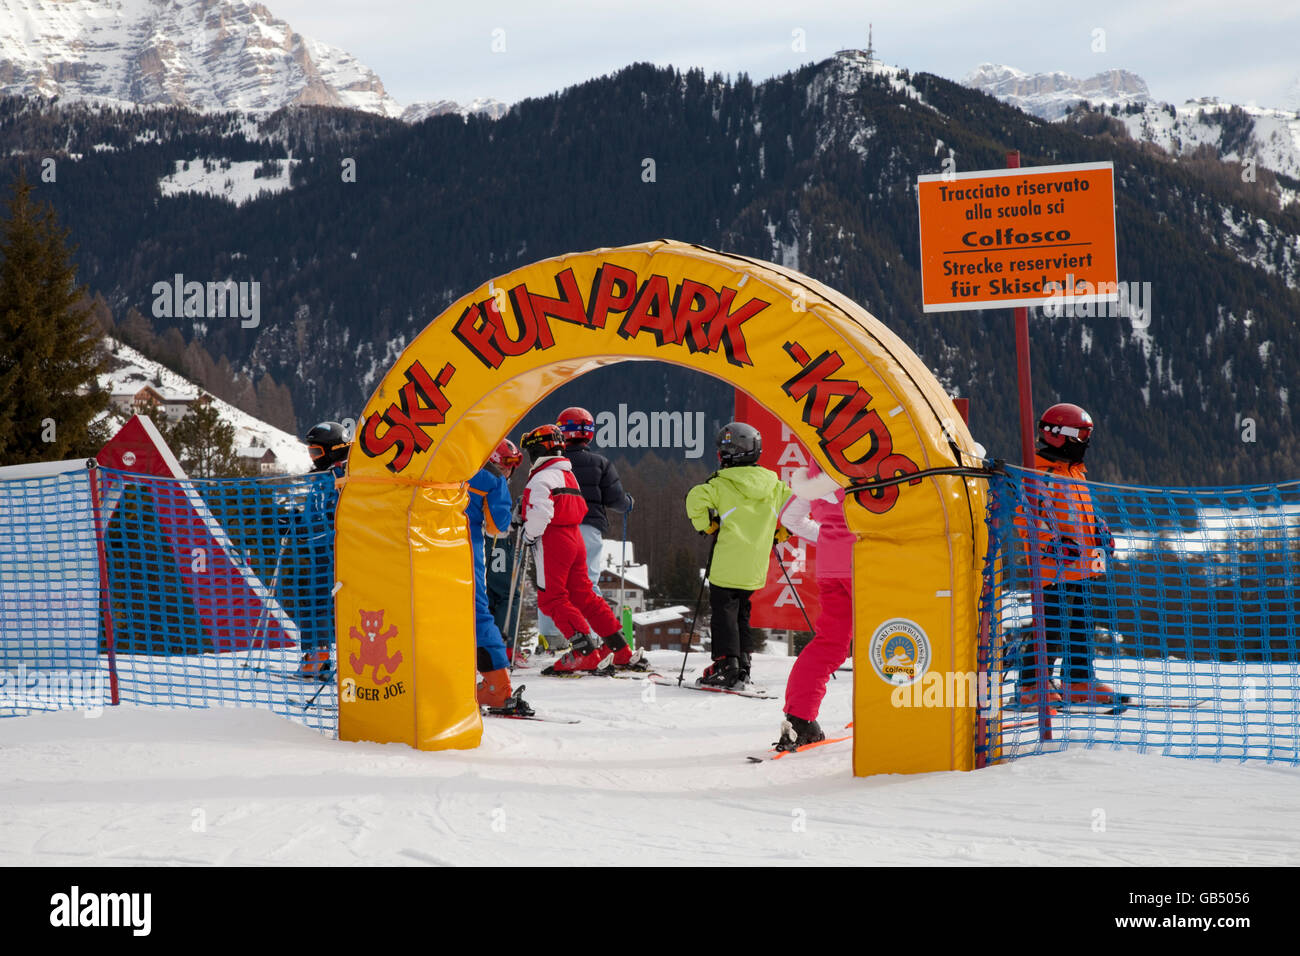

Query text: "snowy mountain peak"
[0, 0, 403, 116]
[965, 62, 1151, 119]
[400, 97, 510, 124]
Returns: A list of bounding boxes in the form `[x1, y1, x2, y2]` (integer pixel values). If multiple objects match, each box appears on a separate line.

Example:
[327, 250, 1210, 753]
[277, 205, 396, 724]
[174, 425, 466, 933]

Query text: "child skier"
[532, 406, 633, 654]
[776, 460, 854, 749]
[559, 405, 634, 603]
[519, 424, 645, 674]
[1015, 403, 1121, 706]
[684, 422, 792, 691]
[466, 439, 532, 714]
[295, 421, 350, 679]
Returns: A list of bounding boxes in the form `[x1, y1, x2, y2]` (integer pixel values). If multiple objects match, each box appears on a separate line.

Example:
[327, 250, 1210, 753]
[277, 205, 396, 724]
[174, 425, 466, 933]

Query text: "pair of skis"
[648, 676, 776, 700]
[1002, 696, 1214, 718]
[481, 685, 580, 724]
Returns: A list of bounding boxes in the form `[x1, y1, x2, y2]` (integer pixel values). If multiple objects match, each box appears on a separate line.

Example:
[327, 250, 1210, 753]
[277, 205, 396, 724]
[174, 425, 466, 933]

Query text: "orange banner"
[917, 161, 1117, 312]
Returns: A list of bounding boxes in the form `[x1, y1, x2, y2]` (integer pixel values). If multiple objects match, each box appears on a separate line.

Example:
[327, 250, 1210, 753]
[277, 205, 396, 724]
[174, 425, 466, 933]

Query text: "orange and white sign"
[917, 161, 1117, 312]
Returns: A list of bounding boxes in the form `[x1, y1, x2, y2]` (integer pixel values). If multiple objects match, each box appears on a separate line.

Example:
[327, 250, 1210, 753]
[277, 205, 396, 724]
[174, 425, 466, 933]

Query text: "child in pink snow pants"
[778, 461, 855, 749]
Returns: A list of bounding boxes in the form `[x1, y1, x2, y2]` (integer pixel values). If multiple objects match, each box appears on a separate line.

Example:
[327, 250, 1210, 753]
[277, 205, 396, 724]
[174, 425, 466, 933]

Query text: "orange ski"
[748, 734, 852, 762]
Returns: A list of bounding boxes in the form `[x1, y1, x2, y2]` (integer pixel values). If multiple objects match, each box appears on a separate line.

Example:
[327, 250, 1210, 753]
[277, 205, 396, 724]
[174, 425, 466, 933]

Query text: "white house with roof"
[595, 539, 649, 613]
[104, 362, 205, 422]
[631, 605, 695, 649]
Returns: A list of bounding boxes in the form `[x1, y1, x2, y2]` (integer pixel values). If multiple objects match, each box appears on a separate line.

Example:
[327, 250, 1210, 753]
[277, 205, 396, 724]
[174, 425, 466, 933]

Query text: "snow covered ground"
[3, 650, 1297, 866]
[158, 157, 299, 206]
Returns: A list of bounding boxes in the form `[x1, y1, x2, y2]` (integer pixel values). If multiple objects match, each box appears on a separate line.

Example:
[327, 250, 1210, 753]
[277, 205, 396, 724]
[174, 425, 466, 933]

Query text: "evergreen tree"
[0, 173, 107, 464]
[160, 402, 252, 477]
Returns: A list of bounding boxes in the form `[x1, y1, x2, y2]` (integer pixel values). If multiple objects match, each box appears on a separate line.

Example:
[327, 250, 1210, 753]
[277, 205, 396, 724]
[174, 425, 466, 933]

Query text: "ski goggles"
[1045, 423, 1092, 442]
[308, 442, 348, 460]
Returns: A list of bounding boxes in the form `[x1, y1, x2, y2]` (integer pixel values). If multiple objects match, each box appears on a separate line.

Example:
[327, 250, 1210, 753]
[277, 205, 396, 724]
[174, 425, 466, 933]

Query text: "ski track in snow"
[2, 651, 1298, 866]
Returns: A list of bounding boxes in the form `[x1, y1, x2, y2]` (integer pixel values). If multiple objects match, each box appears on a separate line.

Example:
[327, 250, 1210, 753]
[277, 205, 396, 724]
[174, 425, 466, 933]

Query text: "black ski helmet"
[521, 423, 566, 464]
[716, 421, 762, 467]
[304, 421, 351, 471]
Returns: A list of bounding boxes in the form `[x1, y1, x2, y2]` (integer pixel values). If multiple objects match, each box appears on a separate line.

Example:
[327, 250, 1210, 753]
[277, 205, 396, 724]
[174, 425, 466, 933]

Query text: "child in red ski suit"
[519, 424, 643, 674]
[778, 460, 854, 749]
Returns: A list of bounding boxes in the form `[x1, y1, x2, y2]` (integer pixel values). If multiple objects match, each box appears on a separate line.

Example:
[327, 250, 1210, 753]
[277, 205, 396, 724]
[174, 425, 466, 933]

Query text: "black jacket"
[563, 443, 630, 535]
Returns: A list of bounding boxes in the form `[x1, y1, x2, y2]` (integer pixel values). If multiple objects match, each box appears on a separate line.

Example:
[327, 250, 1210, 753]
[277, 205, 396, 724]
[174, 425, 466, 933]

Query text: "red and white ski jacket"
[522, 456, 588, 541]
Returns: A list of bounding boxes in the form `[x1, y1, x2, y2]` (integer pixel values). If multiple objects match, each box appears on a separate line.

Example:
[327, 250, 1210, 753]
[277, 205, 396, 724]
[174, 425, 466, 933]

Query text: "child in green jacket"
[685, 422, 793, 690]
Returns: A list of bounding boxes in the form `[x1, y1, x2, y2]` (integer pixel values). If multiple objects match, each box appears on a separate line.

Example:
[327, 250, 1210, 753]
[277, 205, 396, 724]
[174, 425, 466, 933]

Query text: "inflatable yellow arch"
[336, 240, 987, 776]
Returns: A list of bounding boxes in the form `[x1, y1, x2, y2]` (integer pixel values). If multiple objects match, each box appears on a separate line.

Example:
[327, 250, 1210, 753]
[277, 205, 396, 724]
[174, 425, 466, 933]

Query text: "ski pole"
[618, 507, 628, 619]
[301, 658, 333, 711]
[503, 524, 526, 668]
[244, 530, 290, 674]
[508, 532, 532, 673]
[773, 542, 815, 633]
[774, 542, 827, 674]
[678, 510, 720, 686]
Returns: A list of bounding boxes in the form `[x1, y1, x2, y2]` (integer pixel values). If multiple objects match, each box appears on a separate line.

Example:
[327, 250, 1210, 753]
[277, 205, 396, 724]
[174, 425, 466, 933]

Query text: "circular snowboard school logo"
[868, 619, 932, 687]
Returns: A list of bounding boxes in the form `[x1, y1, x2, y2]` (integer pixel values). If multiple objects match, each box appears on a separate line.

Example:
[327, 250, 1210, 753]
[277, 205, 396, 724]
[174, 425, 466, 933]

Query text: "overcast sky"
[272, 0, 1299, 111]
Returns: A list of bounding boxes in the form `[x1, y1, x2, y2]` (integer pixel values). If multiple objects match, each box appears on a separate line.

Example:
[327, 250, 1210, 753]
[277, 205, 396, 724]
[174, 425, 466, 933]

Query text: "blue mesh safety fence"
[98, 466, 339, 733]
[1, 461, 339, 732]
[979, 465, 1300, 765]
[0, 460, 105, 712]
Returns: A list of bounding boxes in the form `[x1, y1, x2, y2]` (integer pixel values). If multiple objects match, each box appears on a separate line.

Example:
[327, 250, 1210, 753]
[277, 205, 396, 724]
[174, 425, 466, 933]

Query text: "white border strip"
[917, 161, 1115, 184]
[0, 458, 94, 481]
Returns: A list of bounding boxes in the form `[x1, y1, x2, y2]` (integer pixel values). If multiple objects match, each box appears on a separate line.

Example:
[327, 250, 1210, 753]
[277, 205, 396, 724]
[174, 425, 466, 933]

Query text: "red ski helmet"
[489, 438, 522, 476]
[521, 423, 565, 462]
[558, 406, 596, 444]
[1038, 403, 1094, 449]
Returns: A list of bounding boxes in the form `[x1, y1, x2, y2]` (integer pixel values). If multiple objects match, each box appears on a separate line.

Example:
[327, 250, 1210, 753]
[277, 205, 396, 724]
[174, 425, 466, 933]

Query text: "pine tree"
[0, 173, 108, 464]
[160, 402, 252, 477]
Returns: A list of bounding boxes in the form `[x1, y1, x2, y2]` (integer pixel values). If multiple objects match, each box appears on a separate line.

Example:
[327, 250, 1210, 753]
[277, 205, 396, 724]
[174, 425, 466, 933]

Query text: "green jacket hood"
[711, 465, 786, 500]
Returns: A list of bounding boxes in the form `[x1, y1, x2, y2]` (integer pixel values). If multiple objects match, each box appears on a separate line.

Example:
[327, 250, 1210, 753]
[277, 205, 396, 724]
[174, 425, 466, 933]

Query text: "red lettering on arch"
[705, 289, 763, 366]
[618, 274, 676, 345]
[359, 360, 456, 473]
[452, 303, 503, 369]
[528, 269, 589, 328]
[587, 264, 638, 329]
[780, 340, 920, 514]
[672, 279, 718, 353]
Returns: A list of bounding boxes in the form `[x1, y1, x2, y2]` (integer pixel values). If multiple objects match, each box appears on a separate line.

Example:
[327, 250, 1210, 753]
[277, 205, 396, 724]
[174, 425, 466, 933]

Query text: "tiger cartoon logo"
[348, 608, 403, 686]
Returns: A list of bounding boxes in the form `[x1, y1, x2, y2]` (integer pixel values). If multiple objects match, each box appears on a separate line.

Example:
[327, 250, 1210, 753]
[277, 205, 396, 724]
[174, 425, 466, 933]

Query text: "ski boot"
[1013, 680, 1062, 708]
[477, 668, 515, 709]
[541, 634, 606, 675]
[737, 652, 753, 685]
[486, 685, 535, 718]
[296, 650, 332, 681]
[775, 714, 825, 752]
[1061, 680, 1129, 706]
[698, 655, 743, 690]
[597, 643, 650, 673]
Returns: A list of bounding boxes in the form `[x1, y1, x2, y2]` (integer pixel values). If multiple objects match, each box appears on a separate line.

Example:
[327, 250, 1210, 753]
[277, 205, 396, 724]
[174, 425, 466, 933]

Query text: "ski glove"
[701, 508, 720, 536]
[1047, 536, 1083, 561]
[773, 524, 791, 545]
[1099, 520, 1116, 559]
